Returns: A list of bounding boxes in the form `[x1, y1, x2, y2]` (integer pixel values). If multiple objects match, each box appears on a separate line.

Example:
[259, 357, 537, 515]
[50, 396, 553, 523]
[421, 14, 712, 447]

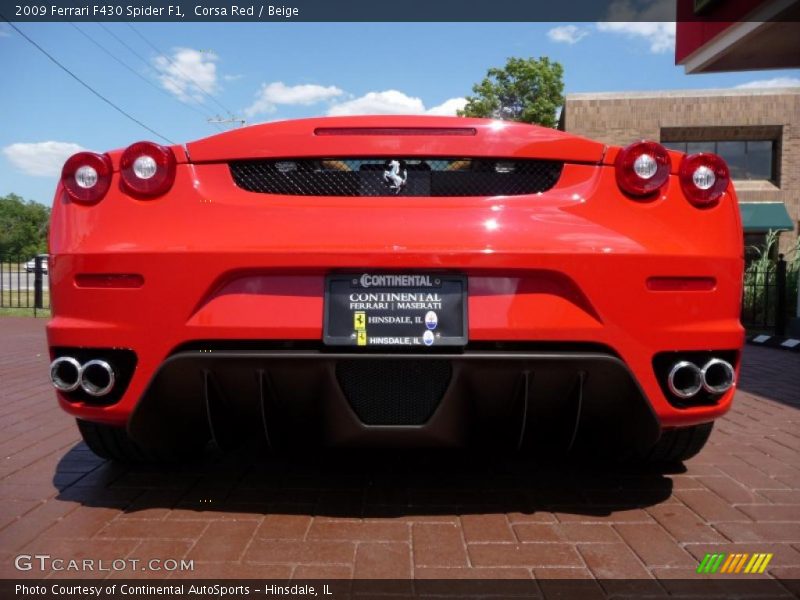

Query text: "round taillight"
[120, 141, 176, 197]
[615, 141, 671, 197]
[60, 152, 113, 204]
[679, 153, 730, 207]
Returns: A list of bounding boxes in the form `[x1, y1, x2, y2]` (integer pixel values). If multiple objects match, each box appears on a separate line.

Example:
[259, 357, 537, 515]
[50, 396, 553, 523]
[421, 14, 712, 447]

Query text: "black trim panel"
[128, 350, 660, 458]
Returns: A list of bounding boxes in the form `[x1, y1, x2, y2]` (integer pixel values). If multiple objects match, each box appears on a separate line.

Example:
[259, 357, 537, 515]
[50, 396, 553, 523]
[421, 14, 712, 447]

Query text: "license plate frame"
[323, 273, 468, 348]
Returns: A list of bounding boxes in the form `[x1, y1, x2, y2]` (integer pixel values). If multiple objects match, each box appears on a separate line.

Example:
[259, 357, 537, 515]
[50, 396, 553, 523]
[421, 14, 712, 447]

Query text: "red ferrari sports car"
[47, 116, 743, 462]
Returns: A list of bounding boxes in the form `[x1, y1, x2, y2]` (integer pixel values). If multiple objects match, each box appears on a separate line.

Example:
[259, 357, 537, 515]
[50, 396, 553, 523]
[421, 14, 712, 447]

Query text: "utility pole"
[208, 115, 246, 128]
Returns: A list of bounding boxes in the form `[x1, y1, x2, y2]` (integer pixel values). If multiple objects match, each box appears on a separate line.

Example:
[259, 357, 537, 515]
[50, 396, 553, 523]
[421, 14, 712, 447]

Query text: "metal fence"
[0, 255, 50, 313]
[742, 255, 797, 336]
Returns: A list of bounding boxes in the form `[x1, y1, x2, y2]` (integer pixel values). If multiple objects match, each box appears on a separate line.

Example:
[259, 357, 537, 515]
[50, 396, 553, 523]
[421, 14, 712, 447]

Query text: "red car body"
[47, 116, 744, 461]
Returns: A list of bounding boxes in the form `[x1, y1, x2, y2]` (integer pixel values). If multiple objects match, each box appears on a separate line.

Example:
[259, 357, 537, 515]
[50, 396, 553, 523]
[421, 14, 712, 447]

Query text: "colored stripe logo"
[697, 553, 773, 574]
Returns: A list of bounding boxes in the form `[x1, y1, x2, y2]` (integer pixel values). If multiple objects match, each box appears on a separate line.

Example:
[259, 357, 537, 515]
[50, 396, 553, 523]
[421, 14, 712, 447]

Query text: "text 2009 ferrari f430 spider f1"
[47, 116, 744, 462]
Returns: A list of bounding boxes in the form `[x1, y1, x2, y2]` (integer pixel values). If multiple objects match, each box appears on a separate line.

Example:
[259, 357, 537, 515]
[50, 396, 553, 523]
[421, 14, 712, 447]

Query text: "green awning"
[739, 202, 794, 232]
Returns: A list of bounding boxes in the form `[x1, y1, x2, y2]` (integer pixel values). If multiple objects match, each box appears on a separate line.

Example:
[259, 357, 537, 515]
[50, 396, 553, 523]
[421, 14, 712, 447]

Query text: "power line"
[124, 23, 237, 118]
[94, 22, 224, 132]
[3, 19, 175, 144]
[96, 21, 155, 70]
[69, 22, 222, 126]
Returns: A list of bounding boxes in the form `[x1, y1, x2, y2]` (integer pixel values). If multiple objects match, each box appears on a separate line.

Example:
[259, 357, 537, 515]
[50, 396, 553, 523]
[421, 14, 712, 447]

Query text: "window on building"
[661, 140, 775, 181]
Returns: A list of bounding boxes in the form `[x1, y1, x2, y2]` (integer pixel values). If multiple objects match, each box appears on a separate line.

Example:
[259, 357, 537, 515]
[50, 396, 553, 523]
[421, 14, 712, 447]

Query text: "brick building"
[560, 87, 798, 255]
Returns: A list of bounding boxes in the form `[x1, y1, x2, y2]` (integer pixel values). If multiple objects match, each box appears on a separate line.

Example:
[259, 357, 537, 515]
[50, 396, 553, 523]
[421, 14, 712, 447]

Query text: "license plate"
[323, 273, 468, 347]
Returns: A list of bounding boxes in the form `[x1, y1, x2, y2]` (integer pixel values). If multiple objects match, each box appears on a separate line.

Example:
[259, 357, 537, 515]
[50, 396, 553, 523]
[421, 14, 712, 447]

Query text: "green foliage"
[743, 231, 799, 331]
[746, 230, 800, 275]
[0, 193, 50, 258]
[746, 230, 780, 274]
[458, 57, 564, 126]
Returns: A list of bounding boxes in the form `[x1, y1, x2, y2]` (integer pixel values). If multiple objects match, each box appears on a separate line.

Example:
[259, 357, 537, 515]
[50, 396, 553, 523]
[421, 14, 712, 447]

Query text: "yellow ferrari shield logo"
[354, 312, 366, 330]
[357, 330, 367, 346]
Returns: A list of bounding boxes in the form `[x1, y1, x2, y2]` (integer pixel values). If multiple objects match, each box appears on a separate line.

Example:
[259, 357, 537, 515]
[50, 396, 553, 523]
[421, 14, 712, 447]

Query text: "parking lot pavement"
[0, 316, 798, 583]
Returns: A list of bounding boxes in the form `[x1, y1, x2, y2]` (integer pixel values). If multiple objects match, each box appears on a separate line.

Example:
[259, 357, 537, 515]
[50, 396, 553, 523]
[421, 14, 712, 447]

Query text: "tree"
[458, 57, 564, 127]
[0, 194, 51, 258]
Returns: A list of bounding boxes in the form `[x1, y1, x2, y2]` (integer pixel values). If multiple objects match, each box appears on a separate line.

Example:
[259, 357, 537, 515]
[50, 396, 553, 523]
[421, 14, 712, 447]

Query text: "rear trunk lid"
[185, 115, 606, 163]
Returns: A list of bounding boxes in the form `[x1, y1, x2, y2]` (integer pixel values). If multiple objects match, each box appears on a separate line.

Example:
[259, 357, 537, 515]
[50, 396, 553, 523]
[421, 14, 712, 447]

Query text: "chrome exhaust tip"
[50, 357, 82, 393]
[667, 361, 703, 399]
[702, 358, 736, 394]
[80, 359, 116, 397]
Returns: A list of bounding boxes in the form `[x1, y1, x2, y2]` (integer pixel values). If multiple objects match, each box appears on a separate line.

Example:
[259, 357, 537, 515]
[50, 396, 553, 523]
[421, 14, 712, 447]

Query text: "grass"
[0, 290, 50, 318]
[0, 307, 50, 317]
[0, 261, 25, 271]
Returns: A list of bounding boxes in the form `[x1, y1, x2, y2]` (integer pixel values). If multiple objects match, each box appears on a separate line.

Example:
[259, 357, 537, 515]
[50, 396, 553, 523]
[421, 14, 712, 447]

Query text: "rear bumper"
[127, 349, 661, 456]
[47, 258, 743, 438]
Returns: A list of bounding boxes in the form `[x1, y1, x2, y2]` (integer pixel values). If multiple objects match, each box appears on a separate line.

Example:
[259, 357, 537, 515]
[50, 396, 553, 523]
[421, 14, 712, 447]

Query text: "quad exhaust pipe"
[700, 358, 736, 395]
[667, 358, 735, 399]
[49, 357, 116, 397]
[667, 361, 703, 399]
[80, 359, 116, 397]
[50, 357, 82, 393]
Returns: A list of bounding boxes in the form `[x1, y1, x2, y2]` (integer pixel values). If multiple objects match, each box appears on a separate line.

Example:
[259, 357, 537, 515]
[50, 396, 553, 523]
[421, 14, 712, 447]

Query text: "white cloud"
[426, 97, 468, 116]
[596, 0, 675, 53]
[245, 81, 343, 117]
[327, 90, 466, 116]
[735, 77, 800, 89]
[328, 90, 425, 116]
[154, 48, 219, 103]
[547, 25, 589, 45]
[596, 21, 676, 53]
[2, 142, 85, 177]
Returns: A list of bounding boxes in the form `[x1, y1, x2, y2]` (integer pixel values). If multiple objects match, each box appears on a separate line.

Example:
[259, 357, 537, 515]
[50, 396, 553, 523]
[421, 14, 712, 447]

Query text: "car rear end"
[47, 116, 744, 461]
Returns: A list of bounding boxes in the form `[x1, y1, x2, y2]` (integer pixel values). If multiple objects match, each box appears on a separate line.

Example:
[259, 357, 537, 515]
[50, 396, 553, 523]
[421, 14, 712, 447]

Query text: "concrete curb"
[747, 334, 800, 353]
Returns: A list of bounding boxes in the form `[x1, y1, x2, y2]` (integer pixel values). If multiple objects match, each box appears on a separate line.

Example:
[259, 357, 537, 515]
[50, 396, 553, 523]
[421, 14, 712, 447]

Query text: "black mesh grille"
[229, 158, 563, 197]
[336, 360, 451, 425]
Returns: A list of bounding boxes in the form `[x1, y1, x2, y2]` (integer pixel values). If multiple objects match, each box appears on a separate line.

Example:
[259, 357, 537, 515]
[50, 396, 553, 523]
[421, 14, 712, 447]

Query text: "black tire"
[645, 422, 714, 463]
[76, 419, 203, 463]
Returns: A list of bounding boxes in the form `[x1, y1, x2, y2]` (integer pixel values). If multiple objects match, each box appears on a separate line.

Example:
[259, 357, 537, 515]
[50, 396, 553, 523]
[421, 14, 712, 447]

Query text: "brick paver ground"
[1, 317, 798, 583]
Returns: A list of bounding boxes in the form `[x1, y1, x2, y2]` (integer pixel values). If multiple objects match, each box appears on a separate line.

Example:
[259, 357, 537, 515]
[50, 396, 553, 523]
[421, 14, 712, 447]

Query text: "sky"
[1, 21, 798, 205]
